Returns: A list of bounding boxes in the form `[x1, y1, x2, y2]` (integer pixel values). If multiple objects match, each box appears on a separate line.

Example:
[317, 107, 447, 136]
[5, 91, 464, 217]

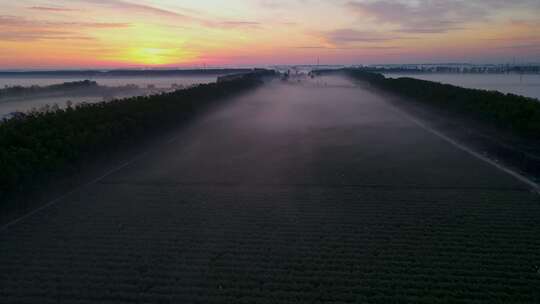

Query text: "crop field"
[1, 184, 539, 303]
[1, 78, 539, 303]
[333, 69, 540, 139]
[0, 70, 273, 207]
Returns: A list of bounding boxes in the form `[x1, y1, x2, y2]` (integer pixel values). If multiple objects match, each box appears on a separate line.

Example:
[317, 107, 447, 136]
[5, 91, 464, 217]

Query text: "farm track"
[1, 77, 540, 303]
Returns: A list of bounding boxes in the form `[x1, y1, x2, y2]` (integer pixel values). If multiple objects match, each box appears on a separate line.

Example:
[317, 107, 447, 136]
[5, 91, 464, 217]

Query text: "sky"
[1, 0, 539, 69]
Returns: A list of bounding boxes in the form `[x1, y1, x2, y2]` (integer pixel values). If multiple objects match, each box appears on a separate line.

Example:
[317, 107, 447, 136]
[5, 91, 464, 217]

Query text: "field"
[316, 69, 540, 140]
[1, 78, 539, 303]
[0, 70, 274, 207]
[2, 185, 539, 303]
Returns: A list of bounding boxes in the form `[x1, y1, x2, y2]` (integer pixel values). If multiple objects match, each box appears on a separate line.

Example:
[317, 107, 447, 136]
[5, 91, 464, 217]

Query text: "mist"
[0, 75, 222, 117]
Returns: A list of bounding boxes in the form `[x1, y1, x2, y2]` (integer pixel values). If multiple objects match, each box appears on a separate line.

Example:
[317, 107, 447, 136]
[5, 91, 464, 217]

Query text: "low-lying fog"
[121, 74, 511, 189]
[0, 75, 219, 89]
[384, 73, 540, 100]
[0, 75, 220, 117]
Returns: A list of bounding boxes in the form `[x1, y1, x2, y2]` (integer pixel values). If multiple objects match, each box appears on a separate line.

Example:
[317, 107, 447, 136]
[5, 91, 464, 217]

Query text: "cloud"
[0, 29, 95, 42]
[0, 16, 129, 42]
[497, 44, 540, 50]
[78, 0, 201, 22]
[217, 21, 262, 29]
[315, 28, 410, 49]
[256, 0, 286, 9]
[346, 0, 540, 34]
[78, 22, 130, 28]
[295, 45, 400, 50]
[256, 0, 318, 10]
[0, 16, 129, 29]
[77, 0, 263, 30]
[28, 6, 77, 12]
[346, 1, 476, 33]
[325, 29, 398, 44]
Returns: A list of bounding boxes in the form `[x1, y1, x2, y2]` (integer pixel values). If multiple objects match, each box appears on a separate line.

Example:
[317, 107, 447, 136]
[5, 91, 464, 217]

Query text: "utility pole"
[316, 56, 321, 86]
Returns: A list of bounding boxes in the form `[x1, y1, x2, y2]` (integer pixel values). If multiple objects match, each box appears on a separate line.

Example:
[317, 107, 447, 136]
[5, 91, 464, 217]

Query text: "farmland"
[1, 77, 539, 303]
[0, 70, 274, 208]
[327, 69, 540, 139]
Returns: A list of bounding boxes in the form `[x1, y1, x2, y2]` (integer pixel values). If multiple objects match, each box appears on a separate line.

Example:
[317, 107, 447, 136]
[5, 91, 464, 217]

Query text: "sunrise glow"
[1, 0, 539, 68]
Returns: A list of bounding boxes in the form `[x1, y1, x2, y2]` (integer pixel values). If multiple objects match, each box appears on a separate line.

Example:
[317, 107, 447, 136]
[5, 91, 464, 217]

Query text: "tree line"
[0, 70, 275, 204]
[316, 69, 540, 140]
[0, 80, 101, 99]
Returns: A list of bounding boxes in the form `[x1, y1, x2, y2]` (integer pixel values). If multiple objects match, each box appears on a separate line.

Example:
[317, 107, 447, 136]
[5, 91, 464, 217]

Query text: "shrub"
[340, 69, 540, 139]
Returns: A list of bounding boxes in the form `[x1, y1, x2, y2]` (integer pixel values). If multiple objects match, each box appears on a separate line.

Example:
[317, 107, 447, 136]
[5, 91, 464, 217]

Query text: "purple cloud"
[0, 16, 129, 42]
[346, 0, 540, 34]
[325, 29, 399, 44]
[28, 6, 78, 12]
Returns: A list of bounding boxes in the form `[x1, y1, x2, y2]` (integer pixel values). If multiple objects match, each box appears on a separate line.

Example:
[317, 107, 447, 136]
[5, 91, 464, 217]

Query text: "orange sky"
[1, 0, 539, 68]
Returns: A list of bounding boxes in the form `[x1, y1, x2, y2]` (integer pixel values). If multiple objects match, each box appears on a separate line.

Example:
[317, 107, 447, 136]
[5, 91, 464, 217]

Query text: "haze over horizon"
[1, 0, 540, 69]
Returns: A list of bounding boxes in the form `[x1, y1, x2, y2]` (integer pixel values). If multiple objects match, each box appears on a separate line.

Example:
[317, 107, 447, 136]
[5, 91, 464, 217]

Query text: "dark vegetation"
[0, 80, 121, 99]
[0, 80, 148, 106]
[362, 64, 540, 74]
[316, 68, 540, 140]
[1, 76, 539, 302]
[0, 70, 275, 204]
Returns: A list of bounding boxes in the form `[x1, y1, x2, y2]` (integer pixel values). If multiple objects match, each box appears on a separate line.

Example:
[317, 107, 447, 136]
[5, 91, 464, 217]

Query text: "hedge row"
[323, 69, 540, 139]
[0, 80, 101, 99]
[0, 70, 274, 201]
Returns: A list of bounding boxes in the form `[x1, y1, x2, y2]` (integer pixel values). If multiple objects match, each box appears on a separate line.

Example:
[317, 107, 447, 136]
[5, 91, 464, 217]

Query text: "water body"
[0, 75, 219, 116]
[384, 73, 540, 100]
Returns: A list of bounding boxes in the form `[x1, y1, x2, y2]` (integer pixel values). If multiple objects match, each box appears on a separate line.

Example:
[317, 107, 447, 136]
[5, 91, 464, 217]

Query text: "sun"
[102, 45, 199, 67]
[129, 47, 175, 65]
